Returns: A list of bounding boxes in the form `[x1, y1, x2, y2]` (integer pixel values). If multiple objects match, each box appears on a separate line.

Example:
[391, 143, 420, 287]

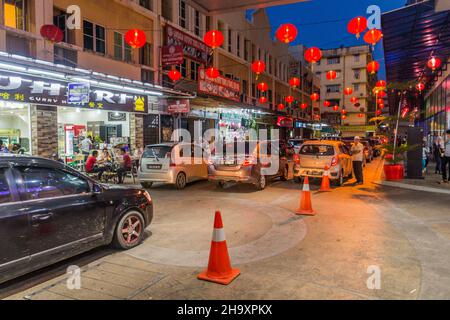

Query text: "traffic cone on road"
[319, 166, 332, 192]
[198, 211, 240, 285]
[295, 176, 316, 216]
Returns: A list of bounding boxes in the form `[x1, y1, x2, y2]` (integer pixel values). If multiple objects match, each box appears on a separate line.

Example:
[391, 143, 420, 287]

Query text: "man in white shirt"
[442, 130, 450, 183]
[79, 136, 92, 161]
[351, 136, 365, 185]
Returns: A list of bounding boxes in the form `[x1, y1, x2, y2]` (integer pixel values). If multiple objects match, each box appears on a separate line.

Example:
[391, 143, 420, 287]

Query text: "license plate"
[147, 164, 162, 170]
[312, 171, 322, 176]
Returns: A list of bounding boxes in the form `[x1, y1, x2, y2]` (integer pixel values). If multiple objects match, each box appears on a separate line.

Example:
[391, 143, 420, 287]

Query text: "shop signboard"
[67, 82, 90, 104]
[165, 25, 211, 64]
[0, 71, 148, 113]
[167, 99, 190, 113]
[161, 45, 184, 66]
[198, 68, 240, 102]
[277, 116, 294, 128]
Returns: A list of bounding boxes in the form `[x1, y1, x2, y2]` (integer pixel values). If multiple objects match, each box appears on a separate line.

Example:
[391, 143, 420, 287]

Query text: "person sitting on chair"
[117, 148, 132, 184]
[85, 151, 106, 180]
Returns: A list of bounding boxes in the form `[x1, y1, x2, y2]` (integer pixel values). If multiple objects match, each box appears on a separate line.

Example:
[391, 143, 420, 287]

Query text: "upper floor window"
[53, 9, 75, 44]
[237, 34, 241, 57]
[354, 83, 360, 92]
[326, 85, 340, 93]
[327, 57, 340, 65]
[228, 29, 232, 53]
[83, 20, 106, 54]
[4, 0, 27, 30]
[354, 69, 361, 80]
[354, 54, 360, 63]
[190, 61, 201, 80]
[176, 58, 187, 78]
[139, 42, 153, 67]
[179, 0, 186, 29]
[139, 0, 153, 11]
[114, 32, 132, 63]
[194, 10, 200, 36]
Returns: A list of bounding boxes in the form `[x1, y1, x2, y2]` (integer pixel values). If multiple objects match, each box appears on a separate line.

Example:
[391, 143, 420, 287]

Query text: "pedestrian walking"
[441, 130, 450, 183]
[79, 135, 93, 161]
[351, 136, 365, 185]
[433, 136, 444, 174]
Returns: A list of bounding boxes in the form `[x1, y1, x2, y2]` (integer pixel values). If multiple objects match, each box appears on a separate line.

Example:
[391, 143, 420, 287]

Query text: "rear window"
[143, 146, 172, 158]
[0, 168, 11, 204]
[300, 144, 335, 156]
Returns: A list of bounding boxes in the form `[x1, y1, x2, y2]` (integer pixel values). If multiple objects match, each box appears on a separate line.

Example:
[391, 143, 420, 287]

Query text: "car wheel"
[140, 182, 153, 189]
[255, 174, 267, 190]
[112, 210, 145, 250]
[175, 172, 187, 189]
[217, 181, 226, 189]
[281, 166, 289, 181]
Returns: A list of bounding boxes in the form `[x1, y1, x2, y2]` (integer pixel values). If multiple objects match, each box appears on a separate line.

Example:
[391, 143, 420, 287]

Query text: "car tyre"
[140, 182, 153, 189]
[255, 174, 267, 190]
[112, 210, 145, 250]
[175, 172, 187, 189]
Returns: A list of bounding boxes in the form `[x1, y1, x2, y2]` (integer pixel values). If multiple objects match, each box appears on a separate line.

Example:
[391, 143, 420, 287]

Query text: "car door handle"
[31, 213, 54, 226]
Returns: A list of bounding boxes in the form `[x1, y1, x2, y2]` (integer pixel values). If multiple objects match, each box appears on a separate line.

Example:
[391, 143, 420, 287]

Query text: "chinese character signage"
[162, 45, 184, 66]
[198, 68, 240, 102]
[165, 25, 211, 65]
[0, 71, 148, 113]
[167, 99, 190, 114]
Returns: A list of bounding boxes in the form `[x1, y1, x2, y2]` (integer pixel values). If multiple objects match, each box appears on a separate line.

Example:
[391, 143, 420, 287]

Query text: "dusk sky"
[265, 0, 407, 79]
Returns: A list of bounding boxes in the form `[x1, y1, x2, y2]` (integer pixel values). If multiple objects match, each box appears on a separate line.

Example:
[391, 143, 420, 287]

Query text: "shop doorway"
[0, 101, 31, 154]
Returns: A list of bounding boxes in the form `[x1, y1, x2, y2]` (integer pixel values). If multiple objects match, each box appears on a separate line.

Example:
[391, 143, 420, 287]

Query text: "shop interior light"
[74, 68, 91, 74]
[0, 62, 27, 72]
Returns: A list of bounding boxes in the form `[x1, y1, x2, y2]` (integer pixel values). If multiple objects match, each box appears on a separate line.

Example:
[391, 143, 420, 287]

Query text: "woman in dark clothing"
[433, 136, 444, 174]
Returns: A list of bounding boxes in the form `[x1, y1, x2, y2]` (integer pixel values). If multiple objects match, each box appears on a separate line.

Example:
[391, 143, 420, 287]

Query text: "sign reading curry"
[0, 72, 148, 113]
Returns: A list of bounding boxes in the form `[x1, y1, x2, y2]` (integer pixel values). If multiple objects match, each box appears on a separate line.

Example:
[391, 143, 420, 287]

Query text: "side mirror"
[92, 183, 102, 194]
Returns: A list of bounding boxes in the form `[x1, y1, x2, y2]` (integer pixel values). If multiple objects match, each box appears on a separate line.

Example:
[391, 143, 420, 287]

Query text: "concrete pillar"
[34, 0, 54, 61]
[30, 105, 58, 158]
[130, 113, 144, 151]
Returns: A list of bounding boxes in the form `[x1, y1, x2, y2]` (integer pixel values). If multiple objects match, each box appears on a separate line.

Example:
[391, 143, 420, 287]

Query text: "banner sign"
[68, 82, 90, 104]
[0, 71, 148, 113]
[167, 99, 190, 113]
[165, 25, 211, 64]
[198, 68, 240, 102]
[277, 116, 294, 128]
[161, 45, 184, 66]
[337, 125, 376, 132]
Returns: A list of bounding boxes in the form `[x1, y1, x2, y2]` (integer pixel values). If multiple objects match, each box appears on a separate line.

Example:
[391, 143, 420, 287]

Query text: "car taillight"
[143, 191, 152, 204]
[207, 158, 214, 165]
[242, 157, 256, 166]
[293, 154, 300, 165]
[331, 156, 338, 167]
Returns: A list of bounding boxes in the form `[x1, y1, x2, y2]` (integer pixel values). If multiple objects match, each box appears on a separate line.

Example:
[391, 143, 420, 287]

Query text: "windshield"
[300, 144, 335, 156]
[289, 140, 303, 147]
[143, 146, 172, 158]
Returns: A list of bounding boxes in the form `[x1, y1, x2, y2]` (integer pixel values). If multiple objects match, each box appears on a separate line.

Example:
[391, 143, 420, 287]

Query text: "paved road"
[2, 159, 450, 300]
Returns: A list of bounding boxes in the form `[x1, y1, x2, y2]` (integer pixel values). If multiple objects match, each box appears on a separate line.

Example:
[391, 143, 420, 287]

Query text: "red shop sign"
[162, 45, 184, 66]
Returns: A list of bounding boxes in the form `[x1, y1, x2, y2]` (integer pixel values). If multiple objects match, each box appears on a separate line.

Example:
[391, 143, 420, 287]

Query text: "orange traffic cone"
[319, 166, 331, 192]
[198, 211, 240, 285]
[296, 176, 315, 216]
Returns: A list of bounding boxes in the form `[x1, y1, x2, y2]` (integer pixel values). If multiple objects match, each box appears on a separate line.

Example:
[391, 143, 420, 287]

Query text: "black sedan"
[0, 154, 153, 284]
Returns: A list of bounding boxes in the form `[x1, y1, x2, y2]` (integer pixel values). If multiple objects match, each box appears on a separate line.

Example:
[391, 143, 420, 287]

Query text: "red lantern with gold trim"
[344, 87, 353, 95]
[125, 29, 147, 49]
[378, 90, 387, 98]
[277, 103, 285, 110]
[332, 105, 339, 111]
[259, 96, 267, 104]
[310, 93, 320, 102]
[347, 16, 368, 39]
[252, 60, 266, 75]
[367, 61, 380, 74]
[167, 68, 181, 82]
[257, 82, 268, 92]
[350, 97, 358, 104]
[416, 82, 425, 92]
[326, 70, 337, 81]
[304, 47, 322, 64]
[341, 114, 347, 120]
[323, 100, 331, 107]
[377, 98, 384, 104]
[376, 80, 386, 88]
[289, 77, 301, 88]
[206, 67, 220, 79]
[275, 23, 298, 44]
[358, 113, 364, 118]
[204, 30, 224, 49]
[40, 25, 64, 43]
[285, 95, 294, 103]
[363, 28, 383, 46]
[300, 103, 308, 110]
[376, 109, 382, 116]
[427, 57, 441, 71]
[341, 109, 347, 115]
[378, 103, 385, 109]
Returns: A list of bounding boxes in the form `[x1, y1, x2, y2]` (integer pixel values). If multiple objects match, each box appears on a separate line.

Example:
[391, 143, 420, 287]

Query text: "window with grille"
[4, 0, 27, 30]
[114, 32, 132, 62]
[179, 0, 186, 28]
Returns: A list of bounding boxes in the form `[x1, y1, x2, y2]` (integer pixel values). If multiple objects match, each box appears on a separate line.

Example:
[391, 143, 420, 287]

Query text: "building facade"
[313, 45, 375, 136]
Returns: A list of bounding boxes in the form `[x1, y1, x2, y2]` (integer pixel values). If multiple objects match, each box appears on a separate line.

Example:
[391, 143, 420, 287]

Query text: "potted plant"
[378, 143, 417, 181]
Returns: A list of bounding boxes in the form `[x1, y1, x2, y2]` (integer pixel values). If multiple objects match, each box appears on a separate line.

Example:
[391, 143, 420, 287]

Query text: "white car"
[138, 143, 208, 189]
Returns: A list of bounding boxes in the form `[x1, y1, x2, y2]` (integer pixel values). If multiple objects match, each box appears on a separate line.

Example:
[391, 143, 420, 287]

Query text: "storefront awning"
[382, 1, 450, 85]
[188, 0, 308, 14]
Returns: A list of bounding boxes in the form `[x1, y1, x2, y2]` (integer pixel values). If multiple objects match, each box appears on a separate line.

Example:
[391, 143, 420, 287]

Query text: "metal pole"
[393, 92, 403, 161]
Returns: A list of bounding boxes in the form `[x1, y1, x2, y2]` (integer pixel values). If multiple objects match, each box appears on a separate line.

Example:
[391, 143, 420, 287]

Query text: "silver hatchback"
[138, 143, 208, 189]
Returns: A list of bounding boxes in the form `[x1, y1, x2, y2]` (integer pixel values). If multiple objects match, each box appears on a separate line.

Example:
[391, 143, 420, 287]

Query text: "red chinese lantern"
[341, 114, 347, 120]
[310, 93, 320, 102]
[363, 28, 383, 46]
[416, 82, 425, 92]
[167, 68, 181, 82]
[376, 109, 382, 116]
[332, 105, 339, 111]
[379, 103, 385, 109]
[300, 103, 308, 110]
[289, 77, 301, 88]
[358, 113, 364, 118]
[326, 70, 337, 80]
[275, 23, 298, 44]
[259, 96, 267, 104]
[376, 80, 387, 88]
[304, 47, 322, 64]
[427, 57, 441, 71]
[377, 98, 384, 104]
[125, 29, 147, 49]
[341, 109, 347, 115]
[347, 16, 367, 39]
[40, 25, 64, 43]
[277, 103, 285, 110]
[367, 61, 380, 74]
[252, 60, 266, 75]
[206, 67, 220, 79]
[323, 100, 331, 107]
[350, 97, 358, 104]
[257, 82, 268, 92]
[401, 107, 410, 119]
[285, 95, 294, 103]
[378, 90, 387, 98]
[344, 87, 353, 95]
[204, 30, 224, 49]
